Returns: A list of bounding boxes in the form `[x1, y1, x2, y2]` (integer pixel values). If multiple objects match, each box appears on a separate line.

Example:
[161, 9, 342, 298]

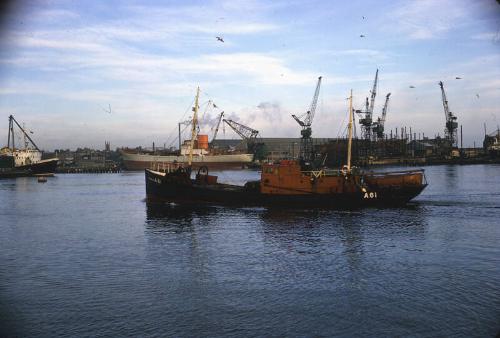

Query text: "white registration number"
[363, 192, 378, 199]
[148, 177, 162, 184]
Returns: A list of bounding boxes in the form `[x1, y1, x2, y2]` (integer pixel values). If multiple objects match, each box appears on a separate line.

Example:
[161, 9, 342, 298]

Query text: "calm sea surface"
[1, 165, 499, 337]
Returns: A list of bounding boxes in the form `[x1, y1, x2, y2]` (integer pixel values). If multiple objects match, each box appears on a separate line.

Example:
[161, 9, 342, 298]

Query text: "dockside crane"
[223, 119, 259, 140]
[372, 93, 391, 140]
[223, 119, 264, 159]
[439, 81, 458, 147]
[292, 76, 322, 165]
[210, 111, 224, 144]
[359, 69, 378, 141]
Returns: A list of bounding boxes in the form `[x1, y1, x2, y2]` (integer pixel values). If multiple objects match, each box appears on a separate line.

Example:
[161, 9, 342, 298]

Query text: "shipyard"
[1, 1, 499, 338]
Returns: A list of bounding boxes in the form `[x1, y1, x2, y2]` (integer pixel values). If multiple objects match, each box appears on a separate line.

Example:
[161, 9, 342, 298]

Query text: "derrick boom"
[223, 119, 259, 140]
[211, 111, 224, 143]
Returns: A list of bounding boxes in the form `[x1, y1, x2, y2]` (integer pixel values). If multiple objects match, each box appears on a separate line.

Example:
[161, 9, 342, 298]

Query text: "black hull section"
[16, 158, 58, 174]
[1, 159, 58, 178]
[145, 169, 427, 209]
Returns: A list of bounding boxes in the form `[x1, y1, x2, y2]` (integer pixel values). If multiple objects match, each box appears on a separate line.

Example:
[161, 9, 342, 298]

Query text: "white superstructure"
[13, 148, 42, 167]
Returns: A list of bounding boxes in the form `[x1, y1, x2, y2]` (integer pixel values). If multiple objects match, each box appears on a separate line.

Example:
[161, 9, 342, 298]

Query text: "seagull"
[216, 36, 224, 43]
[455, 77, 462, 79]
[103, 104, 112, 114]
[409, 85, 415, 88]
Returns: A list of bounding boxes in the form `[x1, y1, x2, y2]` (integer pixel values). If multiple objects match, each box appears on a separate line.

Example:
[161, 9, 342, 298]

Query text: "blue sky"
[0, 0, 499, 150]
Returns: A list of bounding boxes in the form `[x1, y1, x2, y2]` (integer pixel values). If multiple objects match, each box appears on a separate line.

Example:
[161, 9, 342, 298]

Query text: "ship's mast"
[347, 90, 353, 171]
[188, 87, 200, 166]
[8, 115, 15, 151]
[7, 115, 40, 151]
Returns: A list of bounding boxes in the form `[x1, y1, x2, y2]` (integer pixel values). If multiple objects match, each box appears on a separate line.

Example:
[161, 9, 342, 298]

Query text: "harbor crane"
[292, 76, 322, 164]
[223, 119, 264, 159]
[358, 69, 378, 141]
[439, 81, 458, 147]
[210, 111, 224, 144]
[223, 119, 259, 140]
[372, 93, 391, 140]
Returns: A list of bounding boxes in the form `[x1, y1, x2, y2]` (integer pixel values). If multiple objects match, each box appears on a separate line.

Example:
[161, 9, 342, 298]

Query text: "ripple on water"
[1, 166, 499, 337]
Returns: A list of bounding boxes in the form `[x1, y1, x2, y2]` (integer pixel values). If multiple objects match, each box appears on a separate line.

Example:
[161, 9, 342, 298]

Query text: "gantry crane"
[291, 76, 322, 164]
[372, 93, 391, 140]
[439, 81, 458, 147]
[358, 69, 378, 141]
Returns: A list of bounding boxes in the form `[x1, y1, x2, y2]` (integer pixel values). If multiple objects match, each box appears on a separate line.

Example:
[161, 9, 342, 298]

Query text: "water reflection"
[337, 213, 364, 270]
[444, 165, 459, 190]
[144, 202, 218, 286]
[145, 202, 218, 229]
[144, 202, 429, 278]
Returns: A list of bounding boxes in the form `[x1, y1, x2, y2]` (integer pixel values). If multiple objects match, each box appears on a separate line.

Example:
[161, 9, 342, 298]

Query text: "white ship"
[121, 137, 254, 170]
[1, 115, 58, 176]
[121, 89, 255, 171]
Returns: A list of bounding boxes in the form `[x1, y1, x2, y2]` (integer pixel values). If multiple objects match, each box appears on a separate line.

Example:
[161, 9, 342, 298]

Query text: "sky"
[0, 0, 499, 150]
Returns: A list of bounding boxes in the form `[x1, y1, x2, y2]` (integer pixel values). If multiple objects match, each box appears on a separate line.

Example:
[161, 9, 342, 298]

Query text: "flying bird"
[455, 77, 462, 79]
[216, 36, 224, 43]
[360, 34, 365, 38]
[476, 93, 480, 98]
[409, 85, 415, 88]
[103, 104, 112, 114]
[362, 16, 366, 19]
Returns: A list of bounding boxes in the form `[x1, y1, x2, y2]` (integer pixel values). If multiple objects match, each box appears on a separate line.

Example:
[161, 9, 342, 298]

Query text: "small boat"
[145, 87, 427, 208]
[37, 176, 47, 183]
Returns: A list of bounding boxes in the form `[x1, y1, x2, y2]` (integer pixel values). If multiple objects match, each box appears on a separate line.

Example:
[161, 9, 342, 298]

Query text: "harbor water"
[1, 165, 499, 337]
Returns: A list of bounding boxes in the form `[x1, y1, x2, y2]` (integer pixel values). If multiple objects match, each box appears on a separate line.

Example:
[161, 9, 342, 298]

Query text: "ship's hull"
[1, 158, 58, 178]
[145, 169, 427, 208]
[122, 151, 254, 170]
[16, 158, 58, 174]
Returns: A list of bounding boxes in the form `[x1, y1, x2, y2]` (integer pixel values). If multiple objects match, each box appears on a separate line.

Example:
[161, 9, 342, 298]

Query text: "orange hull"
[261, 160, 426, 197]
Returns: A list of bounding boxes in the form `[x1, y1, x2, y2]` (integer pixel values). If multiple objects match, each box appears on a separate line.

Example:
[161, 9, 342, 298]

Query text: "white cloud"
[390, 0, 466, 40]
[471, 31, 500, 43]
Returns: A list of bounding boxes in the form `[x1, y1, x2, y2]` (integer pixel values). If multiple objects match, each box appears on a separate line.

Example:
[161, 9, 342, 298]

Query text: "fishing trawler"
[145, 86, 427, 208]
[0, 115, 58, 178]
